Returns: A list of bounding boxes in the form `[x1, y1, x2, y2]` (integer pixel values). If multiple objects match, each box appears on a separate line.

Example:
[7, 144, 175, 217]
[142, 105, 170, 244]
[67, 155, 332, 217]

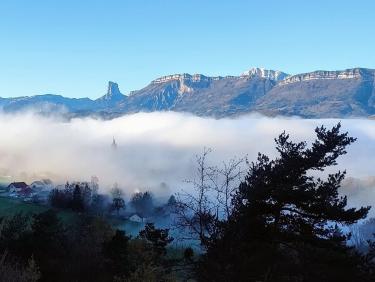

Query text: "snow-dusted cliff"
[278, 68, 374, 86]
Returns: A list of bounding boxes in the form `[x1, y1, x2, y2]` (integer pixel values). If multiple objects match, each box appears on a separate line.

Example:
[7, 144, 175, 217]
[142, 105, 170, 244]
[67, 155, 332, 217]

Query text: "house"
[18, 187, 33, 197]
[7, 182, 33, 198]
[30, 179, 53, 192]
[129, 214, 144, 223]
[8, 182, 29, 193]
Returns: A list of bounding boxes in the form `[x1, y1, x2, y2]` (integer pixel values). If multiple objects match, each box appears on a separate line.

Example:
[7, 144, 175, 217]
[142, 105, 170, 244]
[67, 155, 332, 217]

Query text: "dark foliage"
[139, 223, 174, 256]
[72, 184, 84, 212]
[0, 210, 182, 281]
[184, 247, 194, 261]
[0, 252, 40, 282]
[49, 182, 95, 213]
[65, 215, 114, 281]
[197, 124, 374, 281]
[28, 210, 67, 280]
[110, 186, 126, 216]
[103, 230, 130, 277]
[130, 191, 154, 217]
[2, 123, 375, 281]
[167, 195, 177, 206]
[90, 193, 108, 216]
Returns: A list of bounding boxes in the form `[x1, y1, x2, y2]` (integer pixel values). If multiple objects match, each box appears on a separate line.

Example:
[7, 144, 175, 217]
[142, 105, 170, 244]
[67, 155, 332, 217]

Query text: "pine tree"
[72, 184, 84, 212]
[198, 123, 372, 282]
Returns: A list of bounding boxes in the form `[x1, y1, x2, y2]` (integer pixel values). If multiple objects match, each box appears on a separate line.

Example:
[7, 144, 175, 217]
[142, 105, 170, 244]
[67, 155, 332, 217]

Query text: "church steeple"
[111, 136, 117, 150]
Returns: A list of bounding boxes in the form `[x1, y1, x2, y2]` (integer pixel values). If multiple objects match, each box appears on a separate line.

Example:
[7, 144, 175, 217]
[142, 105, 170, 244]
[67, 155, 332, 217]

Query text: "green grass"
[0, 196, 76, 222]
[0, 197, 48, 216]
[0, 197, 139, 229]
[0, 197, 173, 236]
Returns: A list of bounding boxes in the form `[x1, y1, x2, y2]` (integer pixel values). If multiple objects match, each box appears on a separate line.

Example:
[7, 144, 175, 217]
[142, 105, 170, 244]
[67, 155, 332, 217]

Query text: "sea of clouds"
[0, 111, 374, 213]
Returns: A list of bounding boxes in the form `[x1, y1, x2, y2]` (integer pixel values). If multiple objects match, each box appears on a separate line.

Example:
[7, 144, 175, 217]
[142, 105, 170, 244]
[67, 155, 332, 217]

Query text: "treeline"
[49, 182, 95, 212]
[49, 182, 174, 218]
[0, 210, 188, 282]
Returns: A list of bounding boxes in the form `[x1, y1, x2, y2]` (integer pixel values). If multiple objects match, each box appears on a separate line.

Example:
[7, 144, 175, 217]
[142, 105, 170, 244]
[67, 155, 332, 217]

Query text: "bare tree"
[175, 148, 217, 247]
[209, 156, 247, 219]
[174, 148, 246, 248]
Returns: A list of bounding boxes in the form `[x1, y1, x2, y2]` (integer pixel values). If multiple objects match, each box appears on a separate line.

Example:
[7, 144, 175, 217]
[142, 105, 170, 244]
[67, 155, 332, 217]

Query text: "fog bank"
[0, 111, 375, 210]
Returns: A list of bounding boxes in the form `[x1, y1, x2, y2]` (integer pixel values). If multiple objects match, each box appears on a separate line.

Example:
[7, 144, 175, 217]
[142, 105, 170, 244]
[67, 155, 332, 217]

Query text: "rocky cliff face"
[96, 81, 126, 103]
[115, 69, 282, 116]
[1, 67, 375, 119]
[278, 68, 374, 86]
[254, 68, 375, 117]
[115, 67, 375, 118]
[241, 67, 289, 81]
[151, 73, 219, 84]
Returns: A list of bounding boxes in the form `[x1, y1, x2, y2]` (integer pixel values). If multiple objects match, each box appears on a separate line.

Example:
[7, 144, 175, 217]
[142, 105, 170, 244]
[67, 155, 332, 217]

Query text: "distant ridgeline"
[2, 67, 375, 119]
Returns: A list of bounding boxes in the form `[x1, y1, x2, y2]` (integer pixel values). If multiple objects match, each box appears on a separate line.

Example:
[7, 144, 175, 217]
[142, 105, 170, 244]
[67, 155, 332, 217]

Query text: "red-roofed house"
[8, 182, 29, 193]
[8, 182, 33, 197]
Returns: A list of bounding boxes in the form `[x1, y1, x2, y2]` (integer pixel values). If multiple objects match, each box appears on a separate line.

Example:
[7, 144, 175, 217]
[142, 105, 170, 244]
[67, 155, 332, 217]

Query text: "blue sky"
[0, 0, 374, 98]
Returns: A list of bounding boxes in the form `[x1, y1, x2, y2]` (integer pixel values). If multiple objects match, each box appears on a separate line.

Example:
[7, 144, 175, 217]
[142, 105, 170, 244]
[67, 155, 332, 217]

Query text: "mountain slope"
[1, 67, 375, 119]
[254, 68, 375, 117]
[116, 67, 375, 118]
[0, 81, 126, 115]
[115, 69, 285, 117]
[0, 94, 96, 113]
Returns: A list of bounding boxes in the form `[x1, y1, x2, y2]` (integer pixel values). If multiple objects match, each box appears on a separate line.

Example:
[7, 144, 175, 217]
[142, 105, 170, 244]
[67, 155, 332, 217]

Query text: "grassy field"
[0, 197, 47, 216]
[0, 196, 76, 222]
[0, 196, 138, 229]
[0, 197, 173, 239]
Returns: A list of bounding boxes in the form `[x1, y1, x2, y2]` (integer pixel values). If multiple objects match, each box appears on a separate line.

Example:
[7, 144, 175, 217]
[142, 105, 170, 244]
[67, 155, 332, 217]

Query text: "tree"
[210, 156, 246, 219]
[0, 213, 29, 248]
[175, 148, 218, 247]
[82, 183, 93, 210]
[69, 216, 115, 281]
[197, 124, 373, 281]
[63, 181, 73, 203]
[49, 188, 67, 208]
[71, 184, 84, 212]
[113, 224, 176, 281]
[175, 148, 246, 248]
[119, 237, 176, 282]
[167, 195, 177, 207]
[0, 253, 41, 282]
[110, 185, 125, 216]
[103, 230, 130, 277]
[184, 247, 194, 261]
[130, 191, 154, 217]
[90, 193, 107, 215]
[139, 223, 174, 256]
[29, 210, 68, 281]
[50, 182, 94, 212]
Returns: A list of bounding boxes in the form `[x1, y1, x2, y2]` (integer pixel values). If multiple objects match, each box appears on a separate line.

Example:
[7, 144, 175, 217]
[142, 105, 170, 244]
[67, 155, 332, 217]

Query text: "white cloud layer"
[0, 111, 375, 212]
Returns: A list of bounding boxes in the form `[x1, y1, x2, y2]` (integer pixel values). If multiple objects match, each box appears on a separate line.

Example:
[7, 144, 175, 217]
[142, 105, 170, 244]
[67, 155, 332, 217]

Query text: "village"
[0, 138, 175, 226]
[3, 179, 53, 203]
[0, 176, 175, 229]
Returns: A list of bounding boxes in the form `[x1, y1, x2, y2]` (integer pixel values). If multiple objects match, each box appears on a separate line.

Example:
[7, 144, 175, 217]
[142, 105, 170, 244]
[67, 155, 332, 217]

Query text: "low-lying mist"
[1, 111, 375, 212]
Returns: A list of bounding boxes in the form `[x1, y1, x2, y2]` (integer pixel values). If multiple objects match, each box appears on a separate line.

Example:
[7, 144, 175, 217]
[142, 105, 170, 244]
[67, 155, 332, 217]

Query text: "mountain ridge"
[1, 67, 374, 119]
